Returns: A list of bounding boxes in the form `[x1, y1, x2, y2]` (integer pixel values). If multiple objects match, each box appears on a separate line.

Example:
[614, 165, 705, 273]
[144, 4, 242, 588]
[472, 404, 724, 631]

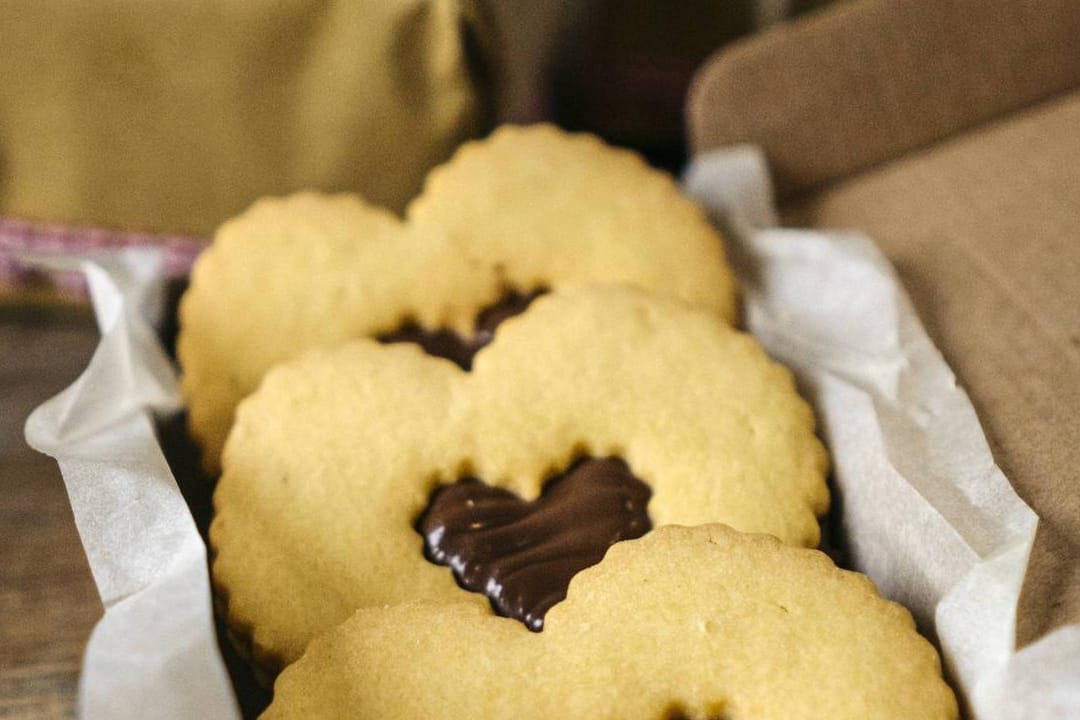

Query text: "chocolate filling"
[417, 457, 652, 631]
[378, 289, 545, 370]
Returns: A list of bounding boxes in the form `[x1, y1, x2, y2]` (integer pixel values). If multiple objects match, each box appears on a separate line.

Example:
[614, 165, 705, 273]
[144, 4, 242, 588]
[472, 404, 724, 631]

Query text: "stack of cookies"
[178, 125, 958, 719]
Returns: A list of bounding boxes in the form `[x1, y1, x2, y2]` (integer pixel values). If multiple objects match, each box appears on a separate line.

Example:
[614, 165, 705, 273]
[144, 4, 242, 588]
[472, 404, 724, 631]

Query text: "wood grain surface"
[0, 306, 273, 719]
[1, 309, 101, 719]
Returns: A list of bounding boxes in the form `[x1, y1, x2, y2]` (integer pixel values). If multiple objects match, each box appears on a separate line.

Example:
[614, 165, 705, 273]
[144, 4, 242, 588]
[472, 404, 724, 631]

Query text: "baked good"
[262, 524, 958, 719]
[178, 124, 737, 472]
[210, 285, 828, 670]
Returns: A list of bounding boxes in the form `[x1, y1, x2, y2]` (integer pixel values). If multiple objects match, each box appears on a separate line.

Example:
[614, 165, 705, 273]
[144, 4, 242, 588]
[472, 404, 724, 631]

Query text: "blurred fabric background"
[0, 0, 832, 238]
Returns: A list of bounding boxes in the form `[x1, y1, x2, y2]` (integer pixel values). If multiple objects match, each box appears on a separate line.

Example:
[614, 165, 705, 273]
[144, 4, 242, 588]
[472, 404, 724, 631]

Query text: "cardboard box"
[688, 0, 1080, 647]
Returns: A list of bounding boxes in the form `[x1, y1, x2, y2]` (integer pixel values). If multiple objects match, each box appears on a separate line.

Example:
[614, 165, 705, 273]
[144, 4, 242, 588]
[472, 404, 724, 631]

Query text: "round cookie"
[178, 124, 737, 472]
[407, 124, 735, 310]
[211, 285, 828, 671]
[263, 524, 959, 720]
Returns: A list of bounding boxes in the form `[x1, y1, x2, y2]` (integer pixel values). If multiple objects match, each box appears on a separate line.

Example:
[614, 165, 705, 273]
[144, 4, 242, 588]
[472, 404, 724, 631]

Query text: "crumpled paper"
[23, 147, 1080, 719]
[22, 248, 240, 720]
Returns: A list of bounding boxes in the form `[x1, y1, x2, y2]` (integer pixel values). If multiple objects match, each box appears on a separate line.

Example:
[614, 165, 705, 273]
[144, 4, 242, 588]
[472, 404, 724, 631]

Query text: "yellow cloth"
[0, 0, 489, 234]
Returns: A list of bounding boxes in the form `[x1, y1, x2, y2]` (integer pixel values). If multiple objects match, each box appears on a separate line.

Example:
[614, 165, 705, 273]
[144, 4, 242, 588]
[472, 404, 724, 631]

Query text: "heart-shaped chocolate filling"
[417, 457, 652, 631]
[379, 288, 545, 370]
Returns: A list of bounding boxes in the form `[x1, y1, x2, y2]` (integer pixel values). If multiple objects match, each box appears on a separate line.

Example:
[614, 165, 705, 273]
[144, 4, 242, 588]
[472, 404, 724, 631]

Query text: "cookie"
[210, 285, 829, 671]
[262, 524, 958, 720]
[178, 124, 737, 472]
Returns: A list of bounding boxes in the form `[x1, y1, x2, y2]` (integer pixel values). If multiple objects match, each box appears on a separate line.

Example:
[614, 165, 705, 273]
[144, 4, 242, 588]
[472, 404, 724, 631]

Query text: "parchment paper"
[22, 147, 1080, 719]
[22, 249, 240, 720]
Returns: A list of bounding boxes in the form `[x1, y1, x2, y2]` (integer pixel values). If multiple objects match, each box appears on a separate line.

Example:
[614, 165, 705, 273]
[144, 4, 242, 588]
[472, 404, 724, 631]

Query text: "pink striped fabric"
[0, 216, 207, 302]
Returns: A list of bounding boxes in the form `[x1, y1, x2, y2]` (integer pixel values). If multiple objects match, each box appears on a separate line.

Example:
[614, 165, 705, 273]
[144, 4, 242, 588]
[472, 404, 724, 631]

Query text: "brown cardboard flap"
[687, 0, 1080, 197]
[783, 89, 1080, 646]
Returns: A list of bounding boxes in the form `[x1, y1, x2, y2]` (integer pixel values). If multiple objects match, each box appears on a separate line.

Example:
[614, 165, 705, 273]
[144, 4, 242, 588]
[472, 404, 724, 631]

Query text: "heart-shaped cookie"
[262, 525, 958, 720]
[178, 124, 737, 472]
[210, 285, 828, 670]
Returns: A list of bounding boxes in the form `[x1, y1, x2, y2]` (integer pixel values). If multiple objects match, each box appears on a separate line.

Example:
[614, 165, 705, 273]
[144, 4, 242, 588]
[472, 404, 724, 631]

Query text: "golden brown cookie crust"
[178, 125, 737, 472]
[263, 525, 958, 720]
[211, 285, 828, 668]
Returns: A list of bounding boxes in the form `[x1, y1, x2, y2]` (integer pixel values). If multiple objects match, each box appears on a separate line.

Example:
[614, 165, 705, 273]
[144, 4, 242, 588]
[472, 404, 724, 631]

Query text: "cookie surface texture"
[262, 525, 958, 720]
[211, 285, 828, 669]
[178, 124, 737, 471]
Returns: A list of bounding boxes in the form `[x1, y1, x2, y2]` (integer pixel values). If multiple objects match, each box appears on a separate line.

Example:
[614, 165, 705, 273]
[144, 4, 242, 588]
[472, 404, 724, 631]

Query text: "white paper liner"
[21, 148, 1079, 719]
[22, 248, 240, 720]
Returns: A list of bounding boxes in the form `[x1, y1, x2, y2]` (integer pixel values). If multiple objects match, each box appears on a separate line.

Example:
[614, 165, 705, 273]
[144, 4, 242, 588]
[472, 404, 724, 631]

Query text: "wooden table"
[0, 305, 271, 719]
[1, 308, 101, 719]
